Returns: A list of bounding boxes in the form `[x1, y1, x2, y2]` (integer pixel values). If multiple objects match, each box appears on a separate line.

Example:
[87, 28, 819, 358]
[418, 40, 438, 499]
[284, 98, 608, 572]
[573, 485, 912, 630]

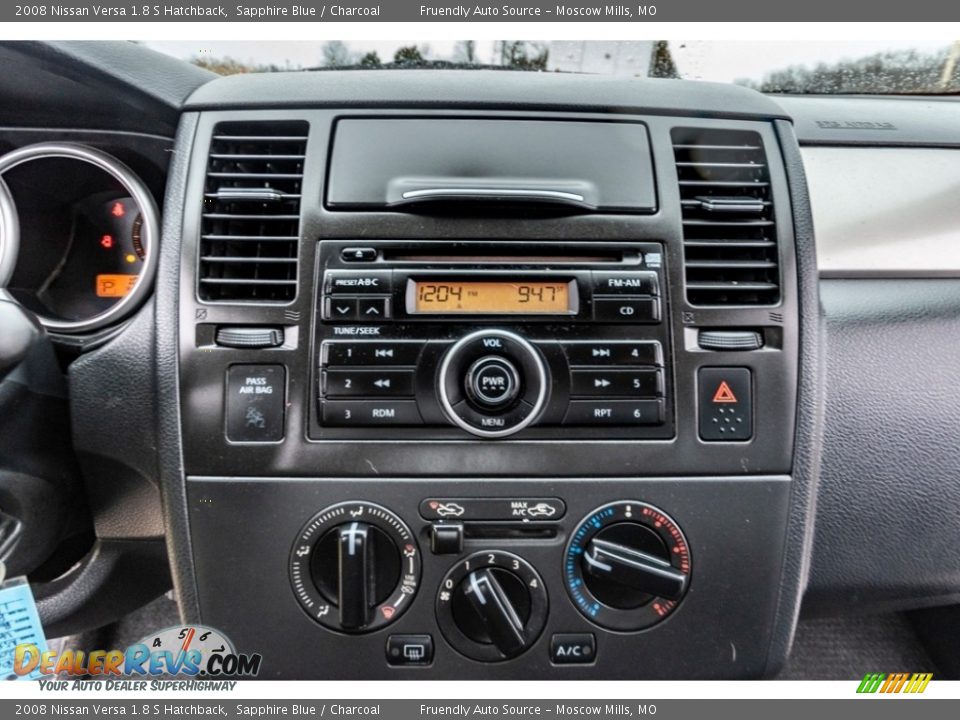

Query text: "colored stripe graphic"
[857, 673, 886, 693]
[857, 672, 932, 694]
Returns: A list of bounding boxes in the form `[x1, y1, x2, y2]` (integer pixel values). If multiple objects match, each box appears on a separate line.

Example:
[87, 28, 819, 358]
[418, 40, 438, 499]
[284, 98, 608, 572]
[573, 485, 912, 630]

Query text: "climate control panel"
[191, 476, 790, 678]
[286, 496, 692, 666]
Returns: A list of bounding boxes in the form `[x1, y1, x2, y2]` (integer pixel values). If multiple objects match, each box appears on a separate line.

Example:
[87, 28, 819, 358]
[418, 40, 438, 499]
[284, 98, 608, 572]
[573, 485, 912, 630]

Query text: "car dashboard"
[0, 41, 958, 680]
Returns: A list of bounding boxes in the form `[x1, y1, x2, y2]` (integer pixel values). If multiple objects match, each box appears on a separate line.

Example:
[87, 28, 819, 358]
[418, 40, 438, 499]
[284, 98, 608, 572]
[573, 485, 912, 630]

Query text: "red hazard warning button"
[699, 368, 752, 441]
[712, 381, 738, 404]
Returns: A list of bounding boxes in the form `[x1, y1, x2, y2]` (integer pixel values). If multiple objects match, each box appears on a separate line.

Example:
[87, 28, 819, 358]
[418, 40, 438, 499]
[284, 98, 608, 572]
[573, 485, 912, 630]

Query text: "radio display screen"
[412, 280, 574, 314]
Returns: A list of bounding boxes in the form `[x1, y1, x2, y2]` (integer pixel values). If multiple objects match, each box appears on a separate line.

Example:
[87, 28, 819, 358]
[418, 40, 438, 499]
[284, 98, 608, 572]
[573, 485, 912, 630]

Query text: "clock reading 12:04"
[413, 280, 573, 314]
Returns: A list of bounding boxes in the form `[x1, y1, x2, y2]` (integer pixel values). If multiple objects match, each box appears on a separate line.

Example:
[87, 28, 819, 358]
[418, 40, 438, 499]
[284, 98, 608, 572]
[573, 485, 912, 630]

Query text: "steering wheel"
[0, 175, 42, 380]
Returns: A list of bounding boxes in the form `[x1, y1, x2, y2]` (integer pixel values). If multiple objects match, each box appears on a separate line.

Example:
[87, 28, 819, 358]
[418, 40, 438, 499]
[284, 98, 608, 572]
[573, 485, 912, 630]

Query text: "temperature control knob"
[289, 501, 421, 633]
[437, 551, 548, 662]
[565, 501, 691, 631]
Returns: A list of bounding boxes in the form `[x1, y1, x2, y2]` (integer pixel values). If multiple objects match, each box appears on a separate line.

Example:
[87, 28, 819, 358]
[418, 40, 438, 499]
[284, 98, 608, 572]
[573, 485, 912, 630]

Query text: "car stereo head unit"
[311, 241, 672, 441]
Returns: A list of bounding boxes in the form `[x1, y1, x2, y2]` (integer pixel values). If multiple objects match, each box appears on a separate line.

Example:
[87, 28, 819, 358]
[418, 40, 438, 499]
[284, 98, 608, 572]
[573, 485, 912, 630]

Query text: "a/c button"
[550, 633, 596, 664]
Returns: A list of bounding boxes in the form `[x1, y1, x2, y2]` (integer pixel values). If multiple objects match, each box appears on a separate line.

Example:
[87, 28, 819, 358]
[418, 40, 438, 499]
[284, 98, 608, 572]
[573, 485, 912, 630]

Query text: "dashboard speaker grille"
[671, 128, 780, 306]
[198, 121, 308, 302]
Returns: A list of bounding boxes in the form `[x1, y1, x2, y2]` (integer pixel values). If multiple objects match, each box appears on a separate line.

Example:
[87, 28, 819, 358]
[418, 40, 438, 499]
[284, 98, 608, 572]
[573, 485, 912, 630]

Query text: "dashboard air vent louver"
[198, 121, 308, 302]
[671, 128, 780, 306]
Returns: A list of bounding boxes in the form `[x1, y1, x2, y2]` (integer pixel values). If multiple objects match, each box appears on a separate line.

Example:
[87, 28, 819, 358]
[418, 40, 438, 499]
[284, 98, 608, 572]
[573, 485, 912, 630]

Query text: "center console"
[163, 76, 816, 680]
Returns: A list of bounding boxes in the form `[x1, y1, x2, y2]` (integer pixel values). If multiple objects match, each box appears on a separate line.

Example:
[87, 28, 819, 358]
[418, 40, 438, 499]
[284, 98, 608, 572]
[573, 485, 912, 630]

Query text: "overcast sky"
[145, 40, 952, 83]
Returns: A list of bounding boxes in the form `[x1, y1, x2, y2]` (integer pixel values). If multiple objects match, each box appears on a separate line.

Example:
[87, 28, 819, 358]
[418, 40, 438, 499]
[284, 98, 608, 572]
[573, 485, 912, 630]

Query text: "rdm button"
[698, 367, 752, 441]
[226, 365, 285, 442]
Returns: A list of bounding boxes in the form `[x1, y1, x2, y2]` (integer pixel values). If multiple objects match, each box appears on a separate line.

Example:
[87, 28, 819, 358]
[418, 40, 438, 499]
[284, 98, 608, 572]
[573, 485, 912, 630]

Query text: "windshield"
[146, 40, 960, 95]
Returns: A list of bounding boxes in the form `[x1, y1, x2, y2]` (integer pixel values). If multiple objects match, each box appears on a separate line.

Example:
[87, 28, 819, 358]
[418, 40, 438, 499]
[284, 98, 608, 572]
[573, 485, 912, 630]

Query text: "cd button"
[593, 297, 660, 323]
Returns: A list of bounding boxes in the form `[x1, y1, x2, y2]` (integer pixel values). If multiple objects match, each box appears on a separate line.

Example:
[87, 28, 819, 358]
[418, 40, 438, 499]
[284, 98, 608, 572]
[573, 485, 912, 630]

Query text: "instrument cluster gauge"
[0, 143, 159, 333]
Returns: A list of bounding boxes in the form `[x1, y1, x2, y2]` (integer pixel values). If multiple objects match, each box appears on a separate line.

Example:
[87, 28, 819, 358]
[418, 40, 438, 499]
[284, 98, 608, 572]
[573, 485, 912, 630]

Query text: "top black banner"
[4, 0, 959, 22]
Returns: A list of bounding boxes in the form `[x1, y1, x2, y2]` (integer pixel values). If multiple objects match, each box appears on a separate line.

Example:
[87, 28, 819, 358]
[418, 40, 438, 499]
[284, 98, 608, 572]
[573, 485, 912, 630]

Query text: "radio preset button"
[323, 369, 415, 398]
[562, 341, 662, 367]
[563, 400, 664, 426]
[593, 297, 661, 323]
[322, 400, 423, 426]
[326, 271, 392, 294]
[570, 369, 662, 397]
[465, 356, 520, 409]
[592, 271, 659, 296]
[323, 341, 423, 366]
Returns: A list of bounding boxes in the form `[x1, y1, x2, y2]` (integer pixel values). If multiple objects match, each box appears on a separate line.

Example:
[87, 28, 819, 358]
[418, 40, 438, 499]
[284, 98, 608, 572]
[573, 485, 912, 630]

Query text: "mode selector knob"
[289, 501, 422, 633]
[437, 551, 548, 662]
[438, 330, 548, 438]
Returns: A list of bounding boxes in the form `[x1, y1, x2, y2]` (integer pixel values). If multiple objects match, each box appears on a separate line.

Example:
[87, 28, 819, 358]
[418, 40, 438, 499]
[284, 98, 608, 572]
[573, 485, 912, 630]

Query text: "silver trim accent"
[0, 177, 18, 288]
[400, 188, 586, 203]
[0, 143, 160, 333]
[437, 329, 548, 439]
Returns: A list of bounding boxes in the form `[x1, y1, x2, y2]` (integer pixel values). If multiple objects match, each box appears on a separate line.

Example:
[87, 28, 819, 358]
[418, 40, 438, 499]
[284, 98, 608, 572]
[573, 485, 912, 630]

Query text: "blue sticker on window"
[0, 578, 48, 681]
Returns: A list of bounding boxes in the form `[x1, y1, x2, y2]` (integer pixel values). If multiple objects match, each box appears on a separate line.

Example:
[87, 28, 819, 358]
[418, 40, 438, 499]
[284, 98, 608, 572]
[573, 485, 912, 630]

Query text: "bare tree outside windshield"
[149, 40, 960, 94]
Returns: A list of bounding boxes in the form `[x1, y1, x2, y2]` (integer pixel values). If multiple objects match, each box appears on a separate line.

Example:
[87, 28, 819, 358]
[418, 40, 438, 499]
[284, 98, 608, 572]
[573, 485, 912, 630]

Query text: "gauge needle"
[180, 628, 196, 653]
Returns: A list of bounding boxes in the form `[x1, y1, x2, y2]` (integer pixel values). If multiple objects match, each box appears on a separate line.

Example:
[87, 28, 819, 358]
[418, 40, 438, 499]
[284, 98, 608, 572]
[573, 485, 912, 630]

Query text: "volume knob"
[438, 330, 548, 438]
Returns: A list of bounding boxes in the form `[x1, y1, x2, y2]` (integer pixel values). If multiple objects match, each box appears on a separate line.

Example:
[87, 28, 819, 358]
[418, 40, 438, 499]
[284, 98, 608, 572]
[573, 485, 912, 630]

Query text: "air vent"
[199, 121, 308, 302]
[671, 128, 780, 306]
